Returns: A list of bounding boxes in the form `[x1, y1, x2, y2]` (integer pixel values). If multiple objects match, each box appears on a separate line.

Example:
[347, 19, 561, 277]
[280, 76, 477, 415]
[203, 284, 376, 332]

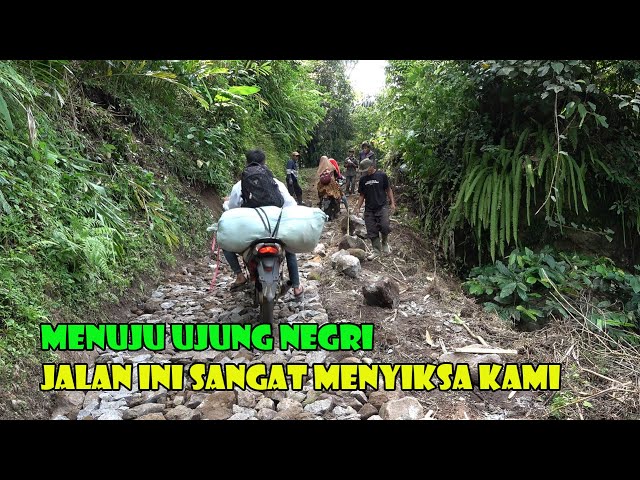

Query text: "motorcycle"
[320, 196, 340, 221]
[241, 237, 290, 325]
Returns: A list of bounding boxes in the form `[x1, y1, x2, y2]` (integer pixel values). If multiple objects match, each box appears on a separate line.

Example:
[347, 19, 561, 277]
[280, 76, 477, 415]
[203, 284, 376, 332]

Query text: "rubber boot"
[367, 237, 382, 261]
[381, 233, 391, 254]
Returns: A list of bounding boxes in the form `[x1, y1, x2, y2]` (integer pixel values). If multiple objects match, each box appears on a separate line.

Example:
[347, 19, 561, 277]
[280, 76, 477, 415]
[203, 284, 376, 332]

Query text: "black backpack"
[241, 162, 285, 208]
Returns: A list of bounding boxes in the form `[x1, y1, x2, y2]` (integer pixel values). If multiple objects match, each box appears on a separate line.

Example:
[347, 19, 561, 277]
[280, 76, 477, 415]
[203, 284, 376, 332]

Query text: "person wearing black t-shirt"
[354, 158, 396, 260]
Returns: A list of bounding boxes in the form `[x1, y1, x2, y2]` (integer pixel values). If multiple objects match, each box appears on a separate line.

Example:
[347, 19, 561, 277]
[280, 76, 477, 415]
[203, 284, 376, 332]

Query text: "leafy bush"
[464, 246, 640, 344]
[378, 60, 640, 266]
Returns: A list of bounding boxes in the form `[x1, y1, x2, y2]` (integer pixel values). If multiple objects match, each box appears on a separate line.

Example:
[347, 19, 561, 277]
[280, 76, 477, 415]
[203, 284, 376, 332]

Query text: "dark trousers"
[287, 177, 303, 204]
[364, 206, 391, 239]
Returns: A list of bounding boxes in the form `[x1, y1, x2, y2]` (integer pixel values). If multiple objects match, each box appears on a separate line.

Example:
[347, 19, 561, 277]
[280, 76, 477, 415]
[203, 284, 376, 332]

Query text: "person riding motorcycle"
[222, 149, 304, 298]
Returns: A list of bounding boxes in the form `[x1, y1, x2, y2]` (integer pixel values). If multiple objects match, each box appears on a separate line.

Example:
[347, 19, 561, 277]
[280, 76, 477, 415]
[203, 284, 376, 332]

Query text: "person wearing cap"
[344, 148, 358, 195]
[359, 142, 376, 168]
[286, 151, 303, 205]
[354, 158, 396, 260]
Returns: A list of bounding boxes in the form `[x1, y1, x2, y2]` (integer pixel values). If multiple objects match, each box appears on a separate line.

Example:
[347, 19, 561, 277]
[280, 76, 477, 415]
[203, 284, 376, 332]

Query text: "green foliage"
[307, 61, 355, 161]
[251, 61, 326, 157]
[464, 246, 640, 344]
[349, 101, 385, 163]
[444, 128, 590, 262]
[378, 60, 640, 265]
[78, 60, 325, 188]
[0, 59, 328, 393]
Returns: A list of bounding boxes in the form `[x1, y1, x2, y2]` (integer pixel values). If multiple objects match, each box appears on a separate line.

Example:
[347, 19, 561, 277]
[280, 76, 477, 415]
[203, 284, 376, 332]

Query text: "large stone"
[129, 353, 152, 364]
[341, 396, 364, 411]
[338, 235, 367, 251]
[128, 388, 167, 407]
[333, 405, 359, 418]
[256, 408, 277, 420]
[379, 397, 424, 420]
[341, 215, 367, 238]
[313, 243, 326, 257]
[197, 391, 237, 420]
[351, 390, 368, 405]
[97, 409, 124, 420]
[438, 345, 502, 385]
[51, 391, 86, 420]
[330, 249, 350, 266]
[255, 397, 275, 410]
[122, 403, 165, 420]
[237, 390, 258, 408]
[232, 349, 254, 362]
[83, 391, 101, 409]
[273, 407, 303, 420]
[295, 411, 321, 420]
[302, 389, 323, 405]
[230, 405, 257, 420]
[285, 391, 307, 403]
[335, 254, 361, 278]
[264, 390, 286, 402]
[277, 397, 303, 412]
[136, 413, 166, 420]
[165, 405, 200, 420]
[228, 411, 254, 420]
[347, 248, 367, 261]
[368, 390, 403, 409]
[362, 277, 400, 309]
[184, 393, 207, 409]
[358, 403, 378, 419]
[143, 298, 164, 313]
[304, 399, 333, 415]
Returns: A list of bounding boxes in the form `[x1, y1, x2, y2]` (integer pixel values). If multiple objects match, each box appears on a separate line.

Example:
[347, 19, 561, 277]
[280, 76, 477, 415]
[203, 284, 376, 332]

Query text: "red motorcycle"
[241, 237, 290, 324]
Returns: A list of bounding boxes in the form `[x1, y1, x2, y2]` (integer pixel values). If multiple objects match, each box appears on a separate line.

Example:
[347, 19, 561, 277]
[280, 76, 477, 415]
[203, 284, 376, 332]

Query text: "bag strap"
[253, 206, 284, 239]
[254, 207, 271, 234]
[271, 208, 284, 239]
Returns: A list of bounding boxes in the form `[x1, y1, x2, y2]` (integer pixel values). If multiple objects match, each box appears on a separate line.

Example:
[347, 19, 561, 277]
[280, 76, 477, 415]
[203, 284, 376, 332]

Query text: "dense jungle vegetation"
[369, 60, 640, 343]
[1, 60, 639, 411]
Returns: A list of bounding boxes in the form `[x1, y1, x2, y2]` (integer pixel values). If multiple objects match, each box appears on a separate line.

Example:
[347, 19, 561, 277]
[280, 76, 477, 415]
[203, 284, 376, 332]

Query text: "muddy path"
[48, 170, 551, 420]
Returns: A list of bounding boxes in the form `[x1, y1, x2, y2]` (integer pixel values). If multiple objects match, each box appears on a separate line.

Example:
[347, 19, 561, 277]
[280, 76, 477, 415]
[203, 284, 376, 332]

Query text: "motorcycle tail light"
[258, 245, 279, 255]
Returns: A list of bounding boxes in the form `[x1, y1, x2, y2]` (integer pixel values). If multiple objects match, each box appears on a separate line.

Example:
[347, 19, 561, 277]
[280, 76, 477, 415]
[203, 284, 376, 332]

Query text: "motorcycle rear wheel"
[260, 298, 275, 325]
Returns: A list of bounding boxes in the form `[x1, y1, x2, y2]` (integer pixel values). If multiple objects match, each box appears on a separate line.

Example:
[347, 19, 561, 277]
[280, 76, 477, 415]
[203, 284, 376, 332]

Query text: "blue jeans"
[222, 249, 300, 288]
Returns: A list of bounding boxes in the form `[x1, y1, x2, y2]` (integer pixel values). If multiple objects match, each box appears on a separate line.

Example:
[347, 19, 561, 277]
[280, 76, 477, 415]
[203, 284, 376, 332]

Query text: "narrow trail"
[49, 169, 550, 420]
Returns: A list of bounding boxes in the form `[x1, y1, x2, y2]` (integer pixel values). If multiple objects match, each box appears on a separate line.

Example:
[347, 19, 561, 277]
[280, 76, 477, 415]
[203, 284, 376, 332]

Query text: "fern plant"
[443, 128, 589, 262]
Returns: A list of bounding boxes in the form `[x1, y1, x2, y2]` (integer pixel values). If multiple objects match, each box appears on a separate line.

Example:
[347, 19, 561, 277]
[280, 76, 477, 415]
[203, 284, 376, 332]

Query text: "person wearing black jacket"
[354, 158, 396, 260]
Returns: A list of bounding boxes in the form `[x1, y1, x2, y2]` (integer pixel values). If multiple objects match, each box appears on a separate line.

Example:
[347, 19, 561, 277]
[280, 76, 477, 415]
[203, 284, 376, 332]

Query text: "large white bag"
[216, 205, 327, 253]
